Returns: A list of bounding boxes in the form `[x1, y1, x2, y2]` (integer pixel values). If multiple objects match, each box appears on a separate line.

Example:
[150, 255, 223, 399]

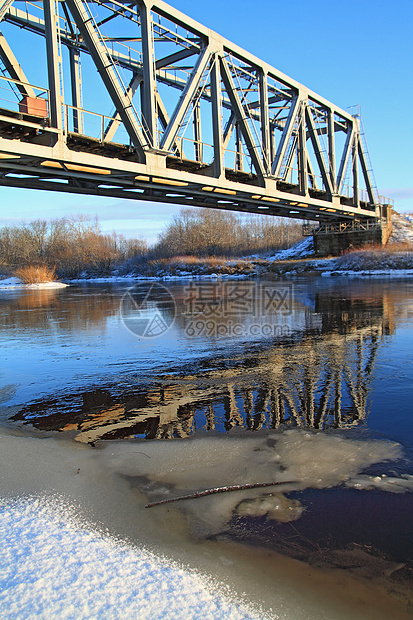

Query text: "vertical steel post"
[210, 54, 223, 178]
[193, 100, 202, 162]
[235, 123, 243, 171]
[69, 46, 83, 133]
[327, 109, 336, 192]
[43, 0, 63, 131]
[353, 135, 360, 207]
[139, 1, 157, 147]
[270, 124, 275, 166]
[298, 101, 308, 195]
[337, 122, 354, 195]
[259, 69, 270, 173]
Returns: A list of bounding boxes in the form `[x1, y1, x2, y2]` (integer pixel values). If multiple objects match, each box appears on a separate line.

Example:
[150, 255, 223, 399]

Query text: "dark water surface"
[1, 277, 413, 599]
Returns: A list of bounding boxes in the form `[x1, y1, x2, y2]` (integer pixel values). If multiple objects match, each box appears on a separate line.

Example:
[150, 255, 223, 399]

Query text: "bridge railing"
[63, 104, 130, 145]
[0, 75, 49, 118]
[159, 133, 257, 175]
[302, 219, 389, 236]
[341, 183, 371, 205]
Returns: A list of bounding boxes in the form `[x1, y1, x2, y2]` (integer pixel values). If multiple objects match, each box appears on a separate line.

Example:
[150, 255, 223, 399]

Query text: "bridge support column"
[312, 206, 393, 256]
[44, 0, 63, 134]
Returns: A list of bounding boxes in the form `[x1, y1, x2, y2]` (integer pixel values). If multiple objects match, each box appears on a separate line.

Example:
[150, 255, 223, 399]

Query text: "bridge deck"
[0, 105, 377, 222]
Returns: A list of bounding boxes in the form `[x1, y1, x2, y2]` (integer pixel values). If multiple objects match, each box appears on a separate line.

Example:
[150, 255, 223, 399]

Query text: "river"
[0, 277, 412, 619]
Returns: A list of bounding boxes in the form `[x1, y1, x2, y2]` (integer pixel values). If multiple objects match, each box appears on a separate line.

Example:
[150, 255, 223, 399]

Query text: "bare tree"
[154, 208, 303, 257]
[0, 215, 147, 277]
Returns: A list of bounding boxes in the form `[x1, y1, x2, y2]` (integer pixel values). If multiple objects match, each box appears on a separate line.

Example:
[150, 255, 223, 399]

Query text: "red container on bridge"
[19, 96, 48, 117]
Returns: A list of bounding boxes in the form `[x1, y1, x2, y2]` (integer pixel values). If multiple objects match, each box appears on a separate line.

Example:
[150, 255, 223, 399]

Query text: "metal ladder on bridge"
[347, 104, 380, 205]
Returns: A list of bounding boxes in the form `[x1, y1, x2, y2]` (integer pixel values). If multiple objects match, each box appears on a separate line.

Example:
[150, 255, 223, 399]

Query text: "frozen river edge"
[1, 427, 412, 620]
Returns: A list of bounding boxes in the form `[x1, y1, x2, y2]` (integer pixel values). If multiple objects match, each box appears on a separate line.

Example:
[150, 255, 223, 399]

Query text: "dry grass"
[344, 242, 413, 254]
[336, 243, 413, 271]
[141, 255, 258, 276]
[15, 265, 57, 284]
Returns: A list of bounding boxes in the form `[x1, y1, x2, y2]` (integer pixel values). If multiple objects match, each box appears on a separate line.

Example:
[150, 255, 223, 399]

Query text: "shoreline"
[3, 262, 413, 290]
[2, 211, 413, 288]
[1, 425, 412, 620]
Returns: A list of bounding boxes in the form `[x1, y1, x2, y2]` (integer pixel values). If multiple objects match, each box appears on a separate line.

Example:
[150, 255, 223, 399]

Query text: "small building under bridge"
[303, 207, 393, 256]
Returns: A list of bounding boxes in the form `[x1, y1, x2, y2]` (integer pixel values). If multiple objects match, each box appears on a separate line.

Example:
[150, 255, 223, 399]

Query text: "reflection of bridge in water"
[0, 0, 392, 234]
[12, 282, 398, 442]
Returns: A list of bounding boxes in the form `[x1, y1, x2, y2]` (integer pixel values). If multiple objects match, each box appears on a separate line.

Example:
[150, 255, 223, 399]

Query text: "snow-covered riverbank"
[0, 277, 68, 290]
[0, 495, 267, 620]
[1, 429, 410, 620]
[2, 213, 413, 287]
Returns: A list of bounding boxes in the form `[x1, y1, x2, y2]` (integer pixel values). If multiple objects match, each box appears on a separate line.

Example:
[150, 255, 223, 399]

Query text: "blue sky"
[0, 0, 411, 243]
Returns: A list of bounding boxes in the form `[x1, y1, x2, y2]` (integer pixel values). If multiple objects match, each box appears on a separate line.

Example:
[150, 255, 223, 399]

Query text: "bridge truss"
[0, 0, 391, 222]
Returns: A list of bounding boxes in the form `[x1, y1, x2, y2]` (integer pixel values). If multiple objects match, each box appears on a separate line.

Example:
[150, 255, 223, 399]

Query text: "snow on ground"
[0, 277, 68, 290]
[321, 269, 413, 278]
[389, 212, 413, 245]
[3, 212, 412, 286]
[302, 211, 413, 277]
[0, 496, 270, 620]
[67, 275, 137, 284]
[26, 282, 68, 289]
[267, 237, 314, 260]
[0, 431, 409, 620]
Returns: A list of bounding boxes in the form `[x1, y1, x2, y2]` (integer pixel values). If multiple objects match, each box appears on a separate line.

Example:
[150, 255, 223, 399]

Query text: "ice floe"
[0, 277, 68, 290]
[104, 430, 407, 536]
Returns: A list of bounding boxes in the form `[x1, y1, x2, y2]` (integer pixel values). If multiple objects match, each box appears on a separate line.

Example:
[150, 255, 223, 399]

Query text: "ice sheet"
[0, 429, 411, 620]
[105, 430, 405, 535]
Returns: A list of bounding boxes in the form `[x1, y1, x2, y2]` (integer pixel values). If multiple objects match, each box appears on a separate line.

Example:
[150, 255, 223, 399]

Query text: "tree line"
[0, 215, 147, 278]
[154, 208, 303, 257]
[0, 209, 303, 277]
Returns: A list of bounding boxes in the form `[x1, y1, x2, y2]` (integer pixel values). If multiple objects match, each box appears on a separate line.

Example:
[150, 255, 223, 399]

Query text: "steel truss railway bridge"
[0, 0, 392, 243]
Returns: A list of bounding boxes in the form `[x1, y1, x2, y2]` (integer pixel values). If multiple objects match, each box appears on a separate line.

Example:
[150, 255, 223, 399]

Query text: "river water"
[0, 277, 412, 619]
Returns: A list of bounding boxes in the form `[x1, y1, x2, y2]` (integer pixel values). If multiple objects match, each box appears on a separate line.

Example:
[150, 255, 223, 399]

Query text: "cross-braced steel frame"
[0, 0, 392, 222]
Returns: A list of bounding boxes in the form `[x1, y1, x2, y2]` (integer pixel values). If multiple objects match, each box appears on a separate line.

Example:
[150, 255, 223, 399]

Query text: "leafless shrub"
[154, 208, 303, 258]
[15, 265, 57, 284]
[1, 209, 303, 279]
[0, 215, 147, 278]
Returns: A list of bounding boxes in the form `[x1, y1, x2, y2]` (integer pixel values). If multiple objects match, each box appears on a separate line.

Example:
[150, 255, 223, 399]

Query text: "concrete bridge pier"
[310, 205, 393, 257]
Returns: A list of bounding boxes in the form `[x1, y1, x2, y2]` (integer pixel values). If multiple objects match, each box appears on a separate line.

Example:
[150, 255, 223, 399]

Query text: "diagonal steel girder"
[271, 96, 300, 177]
[0, 31, 35, 97]
[160, 45, 211, 152]
[0, 0, 13, 22]
[155, 46, 199, 70]
[104, 74, 142, 142]
[305, 104, 334, 196]
[65, 0, 148, 159]
[337, 124, 356, 194]
[220, 56, 266, 182]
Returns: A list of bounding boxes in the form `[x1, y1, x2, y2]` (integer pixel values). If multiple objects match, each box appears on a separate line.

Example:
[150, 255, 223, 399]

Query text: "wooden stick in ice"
[145, 481, 295, 508]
